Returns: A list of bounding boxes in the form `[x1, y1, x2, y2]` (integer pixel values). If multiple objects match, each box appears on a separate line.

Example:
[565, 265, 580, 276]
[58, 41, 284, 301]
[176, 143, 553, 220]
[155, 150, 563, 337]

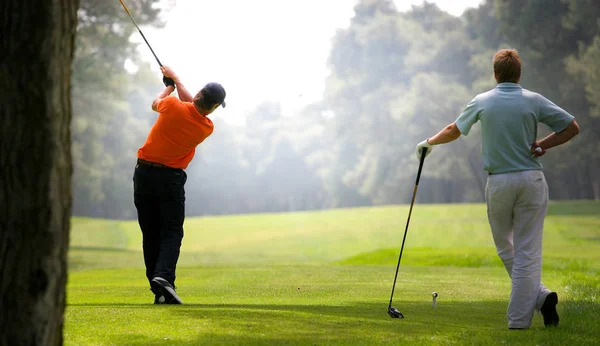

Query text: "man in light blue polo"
[415, 48, 580, 329]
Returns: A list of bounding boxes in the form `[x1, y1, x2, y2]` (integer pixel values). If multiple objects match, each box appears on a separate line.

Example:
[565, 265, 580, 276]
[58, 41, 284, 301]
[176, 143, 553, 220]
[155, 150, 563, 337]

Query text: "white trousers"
[485, 170, 552, 329]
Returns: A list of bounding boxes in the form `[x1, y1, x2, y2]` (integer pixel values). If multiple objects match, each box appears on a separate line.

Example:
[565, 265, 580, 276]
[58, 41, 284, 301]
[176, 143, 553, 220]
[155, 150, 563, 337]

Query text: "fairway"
[65, 201, 600, 345]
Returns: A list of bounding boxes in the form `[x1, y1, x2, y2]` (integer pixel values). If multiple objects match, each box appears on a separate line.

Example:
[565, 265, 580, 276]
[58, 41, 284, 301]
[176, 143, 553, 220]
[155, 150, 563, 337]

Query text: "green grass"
[65, 200, 600, 345]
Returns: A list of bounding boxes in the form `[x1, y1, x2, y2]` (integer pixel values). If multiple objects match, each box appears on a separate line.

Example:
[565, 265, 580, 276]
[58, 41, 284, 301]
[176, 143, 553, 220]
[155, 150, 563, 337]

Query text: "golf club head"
[388, 306, 404, 319]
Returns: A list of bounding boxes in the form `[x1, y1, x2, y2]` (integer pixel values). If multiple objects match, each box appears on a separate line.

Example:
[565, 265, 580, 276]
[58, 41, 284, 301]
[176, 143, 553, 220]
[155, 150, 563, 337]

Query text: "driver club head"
[388, 306, 404, 319]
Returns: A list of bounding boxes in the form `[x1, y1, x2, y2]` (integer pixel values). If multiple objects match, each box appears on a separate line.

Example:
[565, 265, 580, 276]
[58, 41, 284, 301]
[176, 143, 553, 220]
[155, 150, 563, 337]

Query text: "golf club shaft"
[388, 147, 428, 308]
[119, 0, 163, 67]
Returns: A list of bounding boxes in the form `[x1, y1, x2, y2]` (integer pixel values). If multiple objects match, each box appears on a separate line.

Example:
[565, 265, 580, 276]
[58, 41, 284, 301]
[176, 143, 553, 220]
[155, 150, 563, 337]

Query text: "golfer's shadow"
[171, 299, 600, 326]
[169, 301, 508, 323]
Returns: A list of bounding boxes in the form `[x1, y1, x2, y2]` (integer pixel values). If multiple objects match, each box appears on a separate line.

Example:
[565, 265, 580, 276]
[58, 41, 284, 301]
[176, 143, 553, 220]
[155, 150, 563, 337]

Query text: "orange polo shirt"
[137, 96, 214, 169]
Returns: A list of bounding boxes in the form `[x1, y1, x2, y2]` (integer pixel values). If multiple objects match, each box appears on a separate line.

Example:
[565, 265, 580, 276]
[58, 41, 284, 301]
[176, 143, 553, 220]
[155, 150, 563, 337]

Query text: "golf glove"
[163, 76, 176, 88]
[416, 139, 433, 160]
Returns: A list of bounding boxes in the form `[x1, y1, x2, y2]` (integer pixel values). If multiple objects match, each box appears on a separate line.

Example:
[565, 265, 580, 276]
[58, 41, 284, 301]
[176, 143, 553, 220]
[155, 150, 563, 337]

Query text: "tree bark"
[0, 0, 79, 345]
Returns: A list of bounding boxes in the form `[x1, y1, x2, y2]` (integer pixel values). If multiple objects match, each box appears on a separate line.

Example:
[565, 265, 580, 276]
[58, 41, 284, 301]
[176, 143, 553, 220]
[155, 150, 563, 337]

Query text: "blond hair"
[493, 49, 522, 83]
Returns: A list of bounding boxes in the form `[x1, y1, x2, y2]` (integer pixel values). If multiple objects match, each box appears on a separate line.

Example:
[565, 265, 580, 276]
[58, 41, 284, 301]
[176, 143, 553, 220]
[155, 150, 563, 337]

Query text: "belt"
[488, 170, 527, 176]
[137, 158, 173, 169]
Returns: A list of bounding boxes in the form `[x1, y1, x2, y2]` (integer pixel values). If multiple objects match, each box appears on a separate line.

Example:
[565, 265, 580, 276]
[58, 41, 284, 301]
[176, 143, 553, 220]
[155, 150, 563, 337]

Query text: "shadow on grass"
[67, 300, 600, 345]
[70, 246, 136, 252]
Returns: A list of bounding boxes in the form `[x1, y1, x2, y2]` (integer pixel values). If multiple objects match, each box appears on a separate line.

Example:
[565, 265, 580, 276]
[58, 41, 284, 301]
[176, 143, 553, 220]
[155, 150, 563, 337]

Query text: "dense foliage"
[72, 0, 600, 218]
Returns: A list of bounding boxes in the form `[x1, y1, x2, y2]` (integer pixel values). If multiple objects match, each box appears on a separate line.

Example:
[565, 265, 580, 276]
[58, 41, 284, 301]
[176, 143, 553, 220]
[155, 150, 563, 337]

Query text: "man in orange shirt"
[133, 66, 226, 304]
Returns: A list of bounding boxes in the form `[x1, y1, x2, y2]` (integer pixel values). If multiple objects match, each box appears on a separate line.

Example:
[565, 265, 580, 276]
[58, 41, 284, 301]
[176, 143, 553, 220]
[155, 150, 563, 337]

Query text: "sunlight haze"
[136, 0, 484, 124]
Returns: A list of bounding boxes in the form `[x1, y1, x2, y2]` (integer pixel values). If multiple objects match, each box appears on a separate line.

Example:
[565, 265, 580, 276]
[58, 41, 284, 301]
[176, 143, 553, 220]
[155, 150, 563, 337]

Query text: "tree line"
[71, 0, 600, 219]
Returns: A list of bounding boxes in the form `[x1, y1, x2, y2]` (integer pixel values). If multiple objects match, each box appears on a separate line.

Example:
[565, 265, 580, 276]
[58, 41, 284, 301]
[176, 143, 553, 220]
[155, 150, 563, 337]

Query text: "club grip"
[415, 147, 427, 185]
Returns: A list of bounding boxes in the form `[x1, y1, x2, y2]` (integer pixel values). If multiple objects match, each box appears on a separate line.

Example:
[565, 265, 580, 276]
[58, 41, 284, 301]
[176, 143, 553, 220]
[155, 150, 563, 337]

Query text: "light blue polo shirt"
[456, 83, 575, 174]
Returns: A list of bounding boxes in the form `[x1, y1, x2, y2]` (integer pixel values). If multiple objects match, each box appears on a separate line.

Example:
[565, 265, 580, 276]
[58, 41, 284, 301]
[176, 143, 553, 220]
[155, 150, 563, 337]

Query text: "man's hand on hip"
[531, 142, 546, 157]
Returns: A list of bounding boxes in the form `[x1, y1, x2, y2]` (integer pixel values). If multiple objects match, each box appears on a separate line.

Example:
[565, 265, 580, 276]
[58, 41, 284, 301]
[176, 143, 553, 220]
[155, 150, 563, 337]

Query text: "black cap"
[203, 82, 226, 108]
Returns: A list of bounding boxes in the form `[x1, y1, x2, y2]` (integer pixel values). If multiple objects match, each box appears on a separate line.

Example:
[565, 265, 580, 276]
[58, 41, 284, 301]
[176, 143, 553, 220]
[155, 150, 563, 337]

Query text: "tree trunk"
[0, 0, 79, 345]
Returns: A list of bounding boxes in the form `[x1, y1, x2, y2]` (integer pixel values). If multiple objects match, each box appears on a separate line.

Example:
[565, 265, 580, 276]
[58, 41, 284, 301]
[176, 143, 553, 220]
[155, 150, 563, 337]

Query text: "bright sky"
[136, 0, 483, 124]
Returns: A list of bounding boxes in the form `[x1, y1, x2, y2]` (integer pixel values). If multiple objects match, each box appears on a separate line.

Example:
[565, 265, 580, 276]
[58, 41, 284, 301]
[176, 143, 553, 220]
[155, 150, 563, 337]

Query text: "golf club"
[387, 147, 428, 319]
[119, 0, 163, 66]
[119, 0, 174, 86]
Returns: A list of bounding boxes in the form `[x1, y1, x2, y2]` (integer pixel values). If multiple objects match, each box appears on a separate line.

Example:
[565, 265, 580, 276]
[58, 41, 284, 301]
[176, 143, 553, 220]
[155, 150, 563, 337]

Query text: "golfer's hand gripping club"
[163, 76, 176, 88]
[416, 139, 433, 160]
[160, 66, 178, 89]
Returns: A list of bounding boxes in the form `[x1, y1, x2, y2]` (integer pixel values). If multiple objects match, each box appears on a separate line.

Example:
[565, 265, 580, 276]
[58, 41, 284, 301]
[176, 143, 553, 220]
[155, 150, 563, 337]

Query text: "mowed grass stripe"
[69, 201, 600, 268]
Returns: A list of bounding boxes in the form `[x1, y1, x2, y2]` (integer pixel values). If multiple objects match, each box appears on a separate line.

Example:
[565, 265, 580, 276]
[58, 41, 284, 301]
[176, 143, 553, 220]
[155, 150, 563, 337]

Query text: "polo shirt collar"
[496, 82, 522, 89]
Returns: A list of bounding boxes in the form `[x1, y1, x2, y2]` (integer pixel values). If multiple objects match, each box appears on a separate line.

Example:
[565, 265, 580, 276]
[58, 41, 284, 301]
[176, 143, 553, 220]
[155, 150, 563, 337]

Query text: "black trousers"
[133, 162, 187, 287]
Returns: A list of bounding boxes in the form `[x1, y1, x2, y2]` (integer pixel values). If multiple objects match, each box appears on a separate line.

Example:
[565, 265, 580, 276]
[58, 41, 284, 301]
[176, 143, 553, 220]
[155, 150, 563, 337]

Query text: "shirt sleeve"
[536, 94, 575, 133]
[455, 97, 481, 136]
[156, 95, 178, 113]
